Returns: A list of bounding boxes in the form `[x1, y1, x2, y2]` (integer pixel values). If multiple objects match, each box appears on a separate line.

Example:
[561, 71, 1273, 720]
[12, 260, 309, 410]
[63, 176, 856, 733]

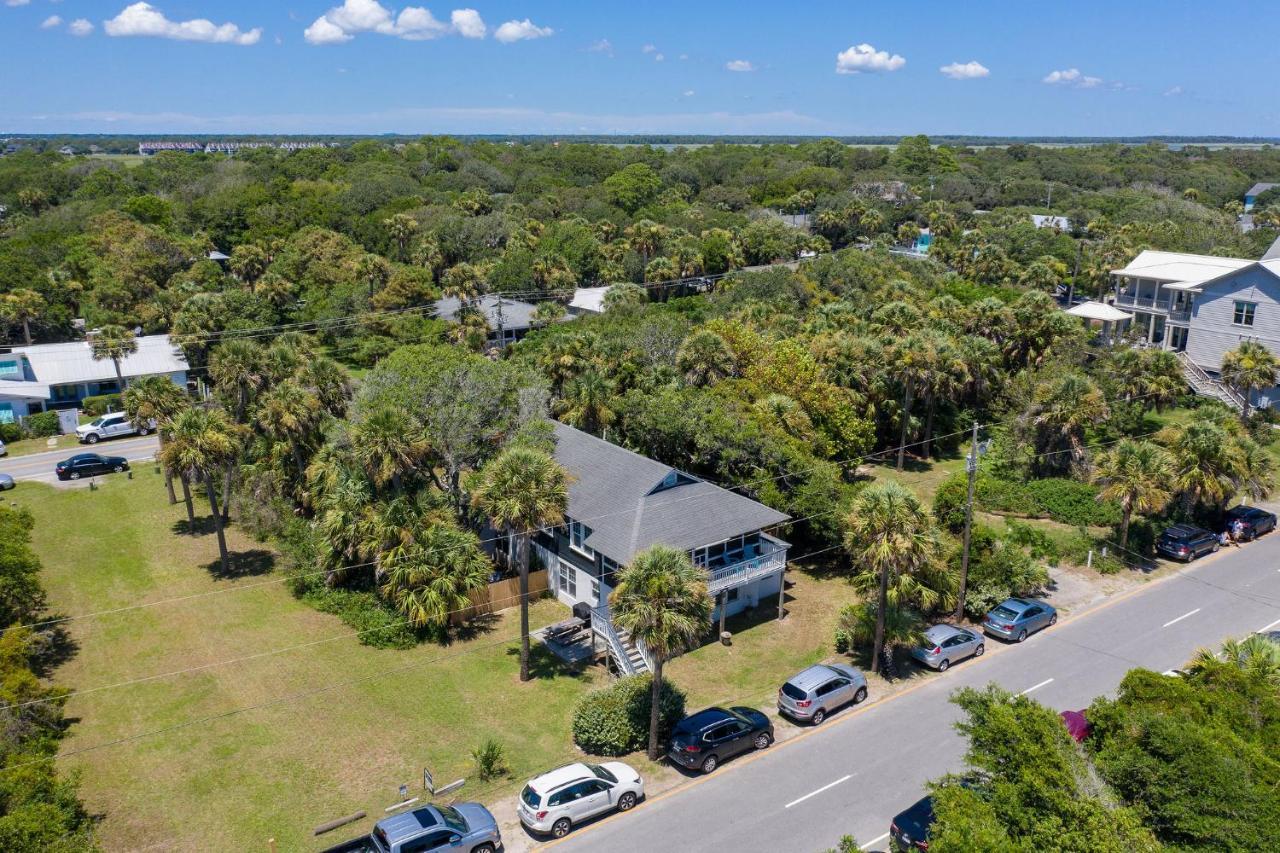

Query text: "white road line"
[862, 831, 890, 850]
[1256, 617, 1280, 634]
[1162, 608, 1201, 628]
[1019, 678, 1054, 695]
[783, 774, 852, 809]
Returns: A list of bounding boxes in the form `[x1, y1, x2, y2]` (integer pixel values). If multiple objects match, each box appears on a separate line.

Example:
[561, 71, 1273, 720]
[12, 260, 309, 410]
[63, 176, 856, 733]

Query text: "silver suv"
[778, 663, 868, 725]
[518, 761, 644, 839]
[369, 803, 500, 853]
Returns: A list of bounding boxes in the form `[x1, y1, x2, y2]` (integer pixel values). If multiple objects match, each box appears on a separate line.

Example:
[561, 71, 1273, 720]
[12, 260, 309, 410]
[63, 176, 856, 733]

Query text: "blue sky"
[3, 0, 1277, 136]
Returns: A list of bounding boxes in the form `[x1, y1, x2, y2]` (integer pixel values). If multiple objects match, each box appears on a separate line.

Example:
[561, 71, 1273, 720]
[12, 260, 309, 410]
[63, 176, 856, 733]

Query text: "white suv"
[518, 761, 643, 839]
[76, 412, 152, 444]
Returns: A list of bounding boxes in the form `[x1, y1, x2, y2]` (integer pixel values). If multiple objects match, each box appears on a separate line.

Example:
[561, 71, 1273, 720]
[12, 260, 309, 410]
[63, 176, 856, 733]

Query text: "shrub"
[0, 422, 21, 443]
[834, 601, 924, 654]
[289, 569, 420, 649]
[23, 411, 60, 438]
[81, 394, 122, 417]
[572, 674, 686, 757]
[1025, 478, 1120, 527]
[471, 738, 509, 781]
[933, 472, 970, 532]
[959, 528, 1050, 619]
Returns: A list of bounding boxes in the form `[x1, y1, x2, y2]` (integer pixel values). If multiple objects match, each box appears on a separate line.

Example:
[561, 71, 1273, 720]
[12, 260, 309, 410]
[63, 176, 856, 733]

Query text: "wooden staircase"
[614, 627, 650, 675]
[1176, 350, 1246, 414]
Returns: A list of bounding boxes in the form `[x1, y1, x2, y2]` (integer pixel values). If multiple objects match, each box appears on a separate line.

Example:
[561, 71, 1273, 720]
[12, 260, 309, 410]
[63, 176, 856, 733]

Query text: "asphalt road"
[0, 435, 160, 485]
[549, 533, 1280, 853]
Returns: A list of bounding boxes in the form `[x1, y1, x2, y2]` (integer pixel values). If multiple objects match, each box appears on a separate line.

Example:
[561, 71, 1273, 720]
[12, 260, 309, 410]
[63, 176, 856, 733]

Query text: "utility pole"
[494, 296, 505, 347]
[954, 421, 980, 621]
[1067, 240, 1083, 306]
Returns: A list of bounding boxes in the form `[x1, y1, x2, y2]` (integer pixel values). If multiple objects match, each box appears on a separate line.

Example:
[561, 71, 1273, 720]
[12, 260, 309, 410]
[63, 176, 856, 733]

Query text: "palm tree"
[625, 220, 667, 276]
[1220, 340, 1279, 420]
[1156, 420, 1245, 510]
[530, 301, 567, 328]
[609, 545, 713, 760]
[603, 283, 647, 313]
[383, 213, 419, 261]
[675, 330, 737, 388]
[1027, 372, 1110, 472]
[90, 324, 138, 391]
[890, 333, 930, 471]
[161, 407, 241, 574]
[1091, 440, 1176, 549]
[472, 446, 569, 682]
[208, 339, 266, 424]
[555, 372, 616, 437]
[256, 381, 323, 482]
[122, 375, 188, 505]
[379, 524, 490, 631]
[1186, 634, 1280, 686]
[843, 482, 942, 675]
[1, 288, 45, 345]
[350, 406, 428, 494]
[836, 600, 924, 658]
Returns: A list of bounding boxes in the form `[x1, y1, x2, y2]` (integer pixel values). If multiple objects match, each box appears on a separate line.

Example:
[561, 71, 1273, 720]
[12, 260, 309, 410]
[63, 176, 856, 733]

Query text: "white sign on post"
[424, 768, 434, 794]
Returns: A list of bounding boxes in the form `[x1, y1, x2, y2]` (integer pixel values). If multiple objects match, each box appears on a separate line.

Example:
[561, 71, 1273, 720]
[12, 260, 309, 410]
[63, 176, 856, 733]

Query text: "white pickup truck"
[76, 412, 154, 444]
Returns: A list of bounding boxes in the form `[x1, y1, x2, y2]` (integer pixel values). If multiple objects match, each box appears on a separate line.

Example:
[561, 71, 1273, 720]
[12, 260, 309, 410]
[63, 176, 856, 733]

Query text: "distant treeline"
[2, 133, 1277, 155]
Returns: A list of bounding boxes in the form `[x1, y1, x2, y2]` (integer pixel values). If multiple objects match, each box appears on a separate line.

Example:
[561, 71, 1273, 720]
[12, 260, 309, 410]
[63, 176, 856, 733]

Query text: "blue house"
[0, 334, 189, 423]
[1245, 182, 1277, 212]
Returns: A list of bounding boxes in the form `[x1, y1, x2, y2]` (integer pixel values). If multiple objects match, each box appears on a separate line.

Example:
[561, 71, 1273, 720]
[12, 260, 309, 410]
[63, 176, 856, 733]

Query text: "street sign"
[424, 768, 434, 794]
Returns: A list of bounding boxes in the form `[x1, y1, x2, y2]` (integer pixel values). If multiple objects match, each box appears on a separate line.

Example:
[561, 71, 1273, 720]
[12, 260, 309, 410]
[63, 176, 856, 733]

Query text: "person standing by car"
[1231, 517, 1246, 547]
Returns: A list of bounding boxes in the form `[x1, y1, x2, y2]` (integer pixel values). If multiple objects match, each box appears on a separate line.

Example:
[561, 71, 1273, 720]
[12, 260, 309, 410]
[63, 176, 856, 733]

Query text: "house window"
[557, 560, 577, 598]
[590, 578, 600, 604]
[601, 556, 620, 584]
[1234, 301, 1257, 327]
[568, 519, 595, 558]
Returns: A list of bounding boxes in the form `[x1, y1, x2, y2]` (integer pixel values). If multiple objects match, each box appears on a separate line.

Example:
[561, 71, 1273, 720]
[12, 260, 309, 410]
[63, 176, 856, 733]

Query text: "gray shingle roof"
[434, 295, 540, 331]
[550, 421, 790, 564]
[1246, 182, 1278, 198]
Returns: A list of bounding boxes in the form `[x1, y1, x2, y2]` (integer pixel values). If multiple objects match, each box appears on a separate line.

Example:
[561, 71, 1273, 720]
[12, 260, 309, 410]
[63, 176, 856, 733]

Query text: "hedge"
[23, 411, 60, 438]
[935, 471, 1120, 529]
[81, 394, 122, 417]
[572, 674, 686, 757]
[0, 422, 22, 443]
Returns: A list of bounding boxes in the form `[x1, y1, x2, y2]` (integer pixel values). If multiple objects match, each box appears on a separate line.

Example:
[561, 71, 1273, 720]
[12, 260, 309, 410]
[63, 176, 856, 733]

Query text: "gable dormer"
[646, 469, 698, 496]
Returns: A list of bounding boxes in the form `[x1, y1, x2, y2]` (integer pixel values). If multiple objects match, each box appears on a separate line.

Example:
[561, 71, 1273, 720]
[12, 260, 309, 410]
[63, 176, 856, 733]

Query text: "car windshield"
[88, 417, 104, 427]
[589, 764, 618, 784]
[436, 805, 466, 833]
[520, 785, 540, 808]
[781, 682, 807, 701]
[991, 605, 1018, 619]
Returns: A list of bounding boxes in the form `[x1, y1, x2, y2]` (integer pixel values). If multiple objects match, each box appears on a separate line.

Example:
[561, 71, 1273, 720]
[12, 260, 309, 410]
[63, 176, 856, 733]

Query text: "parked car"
[1224, 505, 1277, 541]
[667, 706, 773, 774]
[0, 473, 14, 491]
[1156, 524, 1220, 561]
[369, 803, 500, 853]
[982, 597, 1057, 642]
[55, 453, 129, 480]
[911, 624, 985, 671]
[517, 761, 643, 839]
[777, 663, 867, 724]
[76, 412, 152, 444]
[890, 795, 934, 851]
[0, 438, 6, 456]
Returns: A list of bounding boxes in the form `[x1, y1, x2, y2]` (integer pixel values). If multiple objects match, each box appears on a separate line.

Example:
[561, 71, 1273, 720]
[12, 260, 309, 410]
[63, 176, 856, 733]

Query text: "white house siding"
[712, 570, 783, 622]
[1185, 266, 1280, 407]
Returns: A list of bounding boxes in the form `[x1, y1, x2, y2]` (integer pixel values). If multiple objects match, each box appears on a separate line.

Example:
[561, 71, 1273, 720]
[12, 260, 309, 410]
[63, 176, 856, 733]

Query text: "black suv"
[55, 453, 130, 480]
[1157, 524, 1219, 561]
[666, 706, 772, 774]
[890, 795, 934, 851]
[1224, 505, 1277, 541]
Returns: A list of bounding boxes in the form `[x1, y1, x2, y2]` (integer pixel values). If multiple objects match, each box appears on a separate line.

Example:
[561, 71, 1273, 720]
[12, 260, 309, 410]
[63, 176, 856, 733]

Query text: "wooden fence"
[452, 569, 550, 624]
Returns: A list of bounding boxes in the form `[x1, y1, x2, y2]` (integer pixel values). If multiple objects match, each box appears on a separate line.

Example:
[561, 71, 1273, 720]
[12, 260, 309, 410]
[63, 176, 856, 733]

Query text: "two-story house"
[1112, 245, 1280, 409]
[533, 421, 790, 675]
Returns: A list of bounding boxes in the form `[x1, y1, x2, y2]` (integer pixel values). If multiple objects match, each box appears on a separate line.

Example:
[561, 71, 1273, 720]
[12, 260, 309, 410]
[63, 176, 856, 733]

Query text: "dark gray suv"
[777, 663, 868, 725]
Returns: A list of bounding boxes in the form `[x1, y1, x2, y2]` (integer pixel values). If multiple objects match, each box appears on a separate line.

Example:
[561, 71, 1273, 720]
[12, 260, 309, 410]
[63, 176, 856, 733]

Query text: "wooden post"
[718, 590, 727, 636]
[776, 570, 786, 621]
[267, 839, 277, 853]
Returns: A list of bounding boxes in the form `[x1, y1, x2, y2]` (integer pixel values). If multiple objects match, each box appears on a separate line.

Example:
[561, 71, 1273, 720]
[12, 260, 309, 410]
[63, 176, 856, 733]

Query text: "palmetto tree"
[1027, 372, 1110, 472]
[90, 324, 138, 390]
[1091, 440, 1176, 549]
[890, 333, 931, 471]
[1186, 634, 1280, 686]
[472, 446, 569, 682]
[625, 220, 667, 275]
[609, 545, 713, 760]
[1, 288, 46, 345]
[675, 329, 737, 388]
[256, 380, 323, 482]
[350, 406, 429, 494]
[208, 339, 266, 424]
[554, 372, 616, 437]
[122, 374, 189, 504]
[382, 213, 419, 261]
[843, 482, 943, 675]
[1220, 340, 1279, 420]
[1156, 420, 1245, 510]
[161, 407, 241, 574]
[380, 524, 490, 631]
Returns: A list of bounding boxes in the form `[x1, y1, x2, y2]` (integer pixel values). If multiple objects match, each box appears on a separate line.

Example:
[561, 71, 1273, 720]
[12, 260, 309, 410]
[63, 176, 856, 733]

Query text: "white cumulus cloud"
[587, 38, 612, 55]
[725, 59, 755, 72]
[835, 43, 905, 74]
[41, 15, 62, 29]
[104, 3, 261, 45]
[450, 8, 485, 39]
[1042, 68, 1102, 88]
[69, 18, 94, 36]
[494, 18, 552, 43]
[1164, 85, 1183, 97]
[940, 60, 989, 80]
[642, 43, 656, 53]
[5, 0, 32, 7]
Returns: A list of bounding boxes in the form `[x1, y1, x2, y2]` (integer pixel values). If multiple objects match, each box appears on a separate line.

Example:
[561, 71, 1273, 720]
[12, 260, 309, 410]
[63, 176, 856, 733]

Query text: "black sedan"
[55, 453, 130, 480]
[890, 795, 934, 851]
[666, 706, 773, 774]
[1224, 505, 1277, 541]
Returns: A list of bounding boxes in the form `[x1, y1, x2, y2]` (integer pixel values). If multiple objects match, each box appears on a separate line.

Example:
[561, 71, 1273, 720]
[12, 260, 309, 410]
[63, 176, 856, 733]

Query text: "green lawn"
[17, 471, 604, 851]
[3, 433, 82, 457]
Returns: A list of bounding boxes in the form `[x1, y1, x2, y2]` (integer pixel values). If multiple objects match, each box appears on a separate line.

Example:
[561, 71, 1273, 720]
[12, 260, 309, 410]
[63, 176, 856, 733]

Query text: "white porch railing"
[704, 537, 788, 595]
[591, 605, 642, 676]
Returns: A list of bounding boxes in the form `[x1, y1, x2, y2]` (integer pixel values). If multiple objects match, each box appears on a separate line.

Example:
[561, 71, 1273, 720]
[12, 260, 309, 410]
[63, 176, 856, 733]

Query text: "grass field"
[18, 468, 863, 851]
[17, 470, 604, 852]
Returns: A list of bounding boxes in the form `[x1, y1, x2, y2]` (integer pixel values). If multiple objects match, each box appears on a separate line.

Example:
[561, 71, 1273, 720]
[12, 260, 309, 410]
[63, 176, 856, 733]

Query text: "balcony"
[1115, 293, 1171, 312]
[703, 533, 789, 594]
